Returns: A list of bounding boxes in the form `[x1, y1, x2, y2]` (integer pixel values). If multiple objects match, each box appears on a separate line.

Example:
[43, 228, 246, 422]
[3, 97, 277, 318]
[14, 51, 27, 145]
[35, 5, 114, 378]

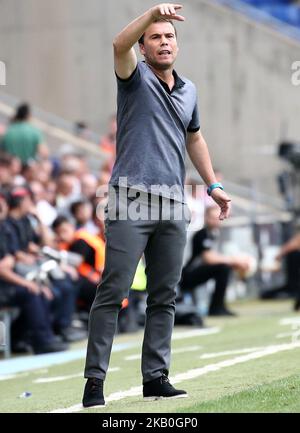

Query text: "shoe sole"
[143, 394, 188, 401]
[82, 402, 106, 408]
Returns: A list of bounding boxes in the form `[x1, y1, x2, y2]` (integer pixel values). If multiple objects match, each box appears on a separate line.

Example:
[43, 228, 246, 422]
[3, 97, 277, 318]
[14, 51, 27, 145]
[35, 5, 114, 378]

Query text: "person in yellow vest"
[118, 259, 147, 333]
[52, 215, 105, 311]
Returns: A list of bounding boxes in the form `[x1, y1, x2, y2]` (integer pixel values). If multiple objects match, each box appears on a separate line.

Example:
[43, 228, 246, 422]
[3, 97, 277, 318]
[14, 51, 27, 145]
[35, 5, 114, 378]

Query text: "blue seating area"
[240, 0, 300, 27]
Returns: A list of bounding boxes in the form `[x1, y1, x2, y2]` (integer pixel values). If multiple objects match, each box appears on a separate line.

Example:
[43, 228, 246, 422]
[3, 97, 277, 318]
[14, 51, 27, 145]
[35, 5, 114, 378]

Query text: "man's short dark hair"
[12, 103, 31, 123]
[138, 18, 177, 45]
[52, 215, 71, 231]
[70, 199, 89, 216]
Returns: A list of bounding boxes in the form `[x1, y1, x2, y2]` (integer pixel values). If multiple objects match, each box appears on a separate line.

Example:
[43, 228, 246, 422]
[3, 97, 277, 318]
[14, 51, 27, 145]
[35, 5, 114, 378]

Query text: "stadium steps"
[0, 90, 108, 172]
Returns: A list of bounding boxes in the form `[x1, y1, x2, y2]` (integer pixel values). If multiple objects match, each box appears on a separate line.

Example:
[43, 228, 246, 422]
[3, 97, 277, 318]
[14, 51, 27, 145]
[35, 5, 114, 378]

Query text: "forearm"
[203, 251, 233, 266]
[280, 235, 300, 256]
[187, 133, 217, 187]
[0, 268, 29, 288]
[15, 251, 28, 261]
[36, 224, 55, 248]
[113, 9, 154, 52]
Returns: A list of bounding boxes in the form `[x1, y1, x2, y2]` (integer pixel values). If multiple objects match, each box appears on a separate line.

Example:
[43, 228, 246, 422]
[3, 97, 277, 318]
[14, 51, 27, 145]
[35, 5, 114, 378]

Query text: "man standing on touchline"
[82, 3, 231, 407]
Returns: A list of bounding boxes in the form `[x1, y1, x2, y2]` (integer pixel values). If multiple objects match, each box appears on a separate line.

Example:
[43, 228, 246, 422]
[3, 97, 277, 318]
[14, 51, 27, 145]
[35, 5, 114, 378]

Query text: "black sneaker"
[294, 299, 300, 311]
[58, 327, 87, 343]
[82, 378, 105, 408]
[12, 340, 32, 354]
[33, 340, 68, 354]
[143, 373, 188, 401]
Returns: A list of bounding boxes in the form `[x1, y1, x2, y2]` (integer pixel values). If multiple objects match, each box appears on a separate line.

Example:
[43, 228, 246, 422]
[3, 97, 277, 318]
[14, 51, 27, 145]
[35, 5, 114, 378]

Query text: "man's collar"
[144, 61, 185, 91]
[172, 69, 185, 89]
[156, 69, 185, 94]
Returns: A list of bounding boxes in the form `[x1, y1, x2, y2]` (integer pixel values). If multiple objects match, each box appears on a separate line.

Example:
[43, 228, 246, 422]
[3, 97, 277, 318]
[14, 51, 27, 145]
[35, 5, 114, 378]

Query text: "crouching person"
[180, 206, 250, 316]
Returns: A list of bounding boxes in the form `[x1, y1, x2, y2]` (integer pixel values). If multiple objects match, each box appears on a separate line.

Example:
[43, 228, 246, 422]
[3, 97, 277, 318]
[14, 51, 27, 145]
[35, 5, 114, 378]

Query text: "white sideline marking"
[0, 374, 18, 381]
[33, 368, 120, 384]
[171, 342, 300, 384]
[0, 369, 48, 382]
[276, 332, 294, 339]
[0, 373, 29, 381]
[50, 341, 300, 413]
[199, 347, 264, 359]
[280, 318, 300, 326]
[0, 341, 137, 377]
[125, 346, 202, 361]
[172, 327, 220, 340]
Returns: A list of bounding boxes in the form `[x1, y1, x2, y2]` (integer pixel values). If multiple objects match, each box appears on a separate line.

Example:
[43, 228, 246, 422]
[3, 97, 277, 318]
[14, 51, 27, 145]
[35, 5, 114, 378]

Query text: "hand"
[60, 264, 79, 281]
[25, 281, 41, 295]
[40, 285, 55, 301]
[231, 256, 251, 272]
[210, 188, 232, 220]
[151, 3, 185, 21]
[28, 242, 40, 255]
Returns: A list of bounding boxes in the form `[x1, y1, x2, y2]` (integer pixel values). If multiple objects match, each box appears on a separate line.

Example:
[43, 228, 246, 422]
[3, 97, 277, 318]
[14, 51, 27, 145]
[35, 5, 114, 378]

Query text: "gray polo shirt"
[109, 61, 200, 203]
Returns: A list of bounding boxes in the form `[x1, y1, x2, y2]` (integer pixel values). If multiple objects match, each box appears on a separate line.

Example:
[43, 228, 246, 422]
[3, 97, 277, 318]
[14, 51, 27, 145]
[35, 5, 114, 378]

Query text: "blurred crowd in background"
[0, 102, 299, 357]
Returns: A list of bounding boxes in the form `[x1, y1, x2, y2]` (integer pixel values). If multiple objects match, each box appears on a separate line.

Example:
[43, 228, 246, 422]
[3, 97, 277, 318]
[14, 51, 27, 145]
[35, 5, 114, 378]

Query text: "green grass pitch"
[1, 299, 300, 413]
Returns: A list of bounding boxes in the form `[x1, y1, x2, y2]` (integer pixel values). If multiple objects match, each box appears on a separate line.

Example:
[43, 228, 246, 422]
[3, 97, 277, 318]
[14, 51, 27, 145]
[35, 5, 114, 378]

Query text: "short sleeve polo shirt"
[109, 61, 200, 203]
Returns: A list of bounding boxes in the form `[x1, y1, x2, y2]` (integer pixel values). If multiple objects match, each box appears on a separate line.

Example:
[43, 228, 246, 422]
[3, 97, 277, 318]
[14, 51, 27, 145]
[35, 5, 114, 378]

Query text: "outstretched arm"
[113, 3, 185, 79]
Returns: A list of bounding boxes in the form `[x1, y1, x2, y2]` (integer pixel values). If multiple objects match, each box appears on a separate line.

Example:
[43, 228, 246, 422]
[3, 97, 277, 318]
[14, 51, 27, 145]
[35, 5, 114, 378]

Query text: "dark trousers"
[77, 276, 98, 312]
[51, 275, 79, 331]
[181, 263, 231, 312]
[0, 282, 53, 348]
[84, 188, 189, 384]
[285, 250, 300, 300]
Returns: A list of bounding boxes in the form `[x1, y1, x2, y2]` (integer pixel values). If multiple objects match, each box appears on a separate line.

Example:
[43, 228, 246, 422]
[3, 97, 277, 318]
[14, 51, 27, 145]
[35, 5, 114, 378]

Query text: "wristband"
[207, 182, 224, 196]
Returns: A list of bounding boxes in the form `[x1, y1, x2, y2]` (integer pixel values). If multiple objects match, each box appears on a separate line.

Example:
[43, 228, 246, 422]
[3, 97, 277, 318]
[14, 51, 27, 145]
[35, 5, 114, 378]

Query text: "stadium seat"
[262, 5, 300, 27]
[0, 308, 18, 358]
[240, 0, 300, 28]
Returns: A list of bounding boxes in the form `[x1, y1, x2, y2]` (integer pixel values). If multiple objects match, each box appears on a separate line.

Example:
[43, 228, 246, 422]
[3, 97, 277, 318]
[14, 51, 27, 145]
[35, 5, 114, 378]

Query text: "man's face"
[0, 165, 11, 184]
[19, 195, 33, 215]
[139, 22, 178, 70]
[55, 222, 75, 245]
[75, 203, 93, 224]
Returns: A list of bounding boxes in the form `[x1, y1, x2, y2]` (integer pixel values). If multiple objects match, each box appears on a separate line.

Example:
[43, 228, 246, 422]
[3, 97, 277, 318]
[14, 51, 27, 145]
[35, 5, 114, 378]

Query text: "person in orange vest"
[52, 215, 106, 311]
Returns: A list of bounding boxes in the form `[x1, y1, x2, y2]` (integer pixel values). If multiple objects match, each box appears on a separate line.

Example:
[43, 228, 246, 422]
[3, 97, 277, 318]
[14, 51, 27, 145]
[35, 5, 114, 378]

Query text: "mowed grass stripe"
[0, 301, 298, 413]
[181, 373, 300, 413]
[53, 341, 300, 413]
